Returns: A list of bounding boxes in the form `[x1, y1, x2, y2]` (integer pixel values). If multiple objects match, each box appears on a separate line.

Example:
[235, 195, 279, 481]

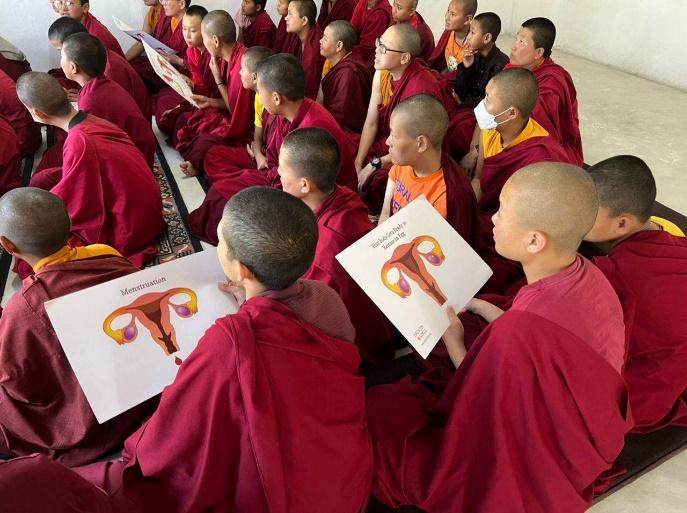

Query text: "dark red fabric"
[442, 154, 477, 244]
[321, 54, 372, 133]
[242, 10, 277, 49]
[83, 13, 124, 57]
[304, 186, 395, 364]
[407, 12, 435, 63]
[318, 0, 357, 28]
[29, 115, 165, 268]
[288, 24, 325, 99]
[0, 69, 41, 157]
[272, 16, 296, 53]
[191, 99, 358, 244]
[0, 53, 31, 82]
[427, 30, 451, 73]
[446, 107, 476, 155]
[176, 44, 254, 168]
[0, 116, 22, 196]
[350, 0, 393, 69]
[595, 230, 687, 432]
[105, 49, 152, 119]
[78, 76, 156, 166]
[77, 296, 372, 513]
[368, 309, 632, 513]
[0, 255, 157, 466]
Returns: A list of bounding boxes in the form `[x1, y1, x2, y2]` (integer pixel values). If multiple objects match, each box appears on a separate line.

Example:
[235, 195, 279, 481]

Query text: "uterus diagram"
[103, 288, 198, 364]
[381, 236, 448, 306]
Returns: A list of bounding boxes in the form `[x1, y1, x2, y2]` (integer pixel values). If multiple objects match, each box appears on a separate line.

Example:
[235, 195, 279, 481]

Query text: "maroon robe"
[0, 69, 41, 157]
[132, 13, 188, 92]
[368, 309, 632, 513]
[272, 15, 296, 53]
[0, 254, 158, 466]
[441, 154, 477, 244]
[0, 116, 22, 196]
[242, 9, 277, 49]
[318, 0, 357, 28]
[0, 53, 31, 82]
[105, 49, 152, 119]
[304, 186, 395, 364]
[288, 25, 326, 99]
[595, 230, 687, 432]
[350, 0, 393, 69]
[83, 13, 124, 57]
[76, 286, 373, 513]
[321, 53, 372, 134]
[78, 76, 156, 166]
[406, 12, 435, 63]
[175, 44, 255, 170]
[191, 99, 358, 244]
[29, 114, 165, 268]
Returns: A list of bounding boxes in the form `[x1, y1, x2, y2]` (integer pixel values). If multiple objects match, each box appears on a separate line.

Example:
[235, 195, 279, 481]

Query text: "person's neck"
[219, 42, 236, 61]
[243, 280, 267, 301]
[498, 117, 529, 147]
[479, 43, 494, 58]
[524, 56, 546, 72]
[172, 10, 186, 22]
[297, 25, 311, 44]
[303, 188, 332, 211]
[280, 99, 304, 122]
[390, 60, 411, 81]
[329, 50, 350, 67]
[367, 0, 377, 8]
[454, 27, 469, 41]
[247, 10, 260, 22]
[610, 219, 660, 247]
[73, 73, 94, 88]
[523, 251, 577, 285]
[77, 13, 88, 24]
[408, 150, 442, 177]
[53, 108, 81, 132]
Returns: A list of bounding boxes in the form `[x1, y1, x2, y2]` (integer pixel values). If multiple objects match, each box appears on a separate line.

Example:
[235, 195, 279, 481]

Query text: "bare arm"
[472, 133, 485, 201]
[355, 70, 383, 171]
[377, 178, 396, 224]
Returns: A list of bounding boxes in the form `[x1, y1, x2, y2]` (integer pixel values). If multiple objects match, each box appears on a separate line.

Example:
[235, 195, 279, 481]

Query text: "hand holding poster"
[337, 197, 492, 359]
[45, 251, 238, 423]
[113, 16, 177, 54]
[140, 40, 199, 107]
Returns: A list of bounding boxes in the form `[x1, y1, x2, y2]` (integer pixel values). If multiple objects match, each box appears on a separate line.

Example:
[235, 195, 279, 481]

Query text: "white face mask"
[473, 100, 512, 130]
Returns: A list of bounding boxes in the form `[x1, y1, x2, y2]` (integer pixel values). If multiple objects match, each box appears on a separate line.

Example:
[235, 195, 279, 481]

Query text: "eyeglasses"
[51, 0, 80, 7]
[375, 38, 405, 55]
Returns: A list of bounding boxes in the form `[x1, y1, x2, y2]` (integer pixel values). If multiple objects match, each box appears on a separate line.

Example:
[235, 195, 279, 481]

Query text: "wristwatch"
[371, 156, 383, 170]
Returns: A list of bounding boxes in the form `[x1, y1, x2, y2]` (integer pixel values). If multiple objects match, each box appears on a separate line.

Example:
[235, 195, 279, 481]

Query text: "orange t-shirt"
[444, 31, 468, 72]
[388, 165, 447, 218]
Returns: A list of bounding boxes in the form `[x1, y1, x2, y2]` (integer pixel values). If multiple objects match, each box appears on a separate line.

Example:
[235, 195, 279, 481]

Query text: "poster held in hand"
[45, 251, 238, 424]
[141, 40, 199, 107]
[113, 16, 177, 54]
[336, 197, 492, 359]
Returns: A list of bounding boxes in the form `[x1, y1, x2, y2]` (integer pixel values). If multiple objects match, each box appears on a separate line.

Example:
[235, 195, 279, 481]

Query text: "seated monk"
[279, 127, 395, 364]
[0, 35, 32, 81]
[350, 0, 392, 69]
[130, 0, 190, 93]
[189, 54, 357, 244]
[447, 11, 508, 154]
[427, 0, 476, 88]
[272, 0, 297, 52]
[155, 5, 215, 139]
[239, 46, 273, 171]
[125, 0, 163, 62]
[0, 188, 157, 466]
[284, 0, 325, 99]
[355, 23, 450, 215]
[367, 163, 631, 513]
[62, 33, 156, 167]
[391, 0, 435, 62]
[586, 156, 687, 433]
[0, 70, 41, 157]
[73, 187, 373, 513]
[317, 20, 372, 136]
[0, 117, 22, 197]
[240, 0, 277, 49]
[51, 0, 125, 57]
[317, 0, 357, 29]
[508, 17, 583, 166]
[176, 10, 254, 177]
[379, 94, 476, 244]
[17, 72, 165, 272]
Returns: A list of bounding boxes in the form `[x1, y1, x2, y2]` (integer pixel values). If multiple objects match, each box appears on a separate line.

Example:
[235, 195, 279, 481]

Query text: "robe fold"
[285, 25, 325, 99]
[368, 310, 632, 513]
[0, 53, 31, 82]
[0, 69, 42, 157]
[272, 16, 296, 53]
[83, 13, 124, 58]
[304, 186, 395, 364]
[105, 49, 152, 119]
[191, 99, 358, 244]
[78, 76, 156, 166]
[0, 255, 158, 466]
[175, 44, 254, 169]
[0, 116, 22, 196]
[318, 0, 357, 28]
[427, 30, 458, 86]
[29, 115, 165, 268]
[242, 10, 277, 49]
[406, 12, 435, 63]
[351, 0, 393, 69]
[321, 54, 372, 134]
[131, 14, 188, 93]
[77, 291, 373, 513]
[594, 230, 687, 432]
[441, 154, 477, 244]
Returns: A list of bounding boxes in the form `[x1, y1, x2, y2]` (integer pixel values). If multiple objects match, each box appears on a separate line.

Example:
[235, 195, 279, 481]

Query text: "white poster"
[45, 251, 238, 423]
[337, 197, 492, 359]
[113, 16, 177, 54]
[141, 40, 200, 108]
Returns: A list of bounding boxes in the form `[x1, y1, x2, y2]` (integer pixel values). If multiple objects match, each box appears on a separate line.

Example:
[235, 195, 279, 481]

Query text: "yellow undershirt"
[322, 59, 333, 78]
[380, 70, 394, 106]
[170, 16, 181, 32]
[33, 245, 122, 273]
[145, 5, 162, 31]
[254, 95, 265, 128]
[482, 118, 549, 159]
[651, 216, 685, 237]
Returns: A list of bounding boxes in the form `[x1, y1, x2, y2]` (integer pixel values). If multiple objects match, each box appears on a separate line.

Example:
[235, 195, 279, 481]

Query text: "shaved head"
[0, 188, 71, 258]
[392, 94, 449, 147]
[202, 10, 237, 43]
[384, 23, 422, 58]
[450, 0, 478, 16]
[506, 163, 599, 253]
[63, 33, 107, 77]
[522, 17, 556, 58]
[243, 45, 273, 73]
[281, 128, 341, 193]
[16, 72, 71, 116]
[290, 0, 317, 26]
[48, 16, 87, 45]
[327, 20, 358, 52]
[489, 68, 539, 118]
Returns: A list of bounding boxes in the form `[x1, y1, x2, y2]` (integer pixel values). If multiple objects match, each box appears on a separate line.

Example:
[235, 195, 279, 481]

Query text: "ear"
[484, 33, 493, 45]
[335, 40, 344, 53]
[400, 52, 412, 66]
[82, 2, 90, 14]
[613, 215, 635, 236]
[28, 107, 50, 124]
[237, 261, 256, 282]
[416, 134, 429, 154]
[524, 230, 547, 255]
[534, 46, 545, 61]
[465, 14, 474, 25]
[0, 236, 17, 255]
[272, 91, 283, 106]
[300, 177, 313, 195]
